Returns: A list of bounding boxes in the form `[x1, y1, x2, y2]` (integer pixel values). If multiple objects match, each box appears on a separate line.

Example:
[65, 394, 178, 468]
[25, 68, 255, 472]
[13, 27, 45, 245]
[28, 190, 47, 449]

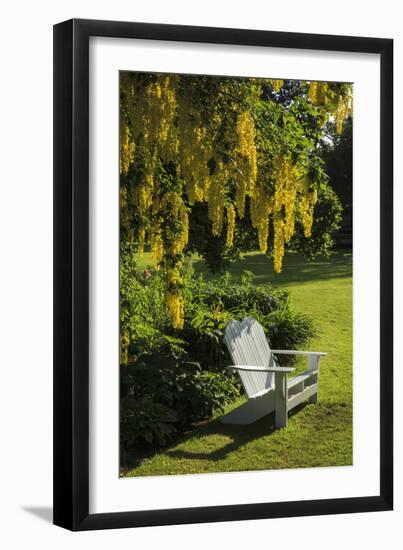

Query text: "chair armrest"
[227, 365, 295, 374]
[271, 350, 327, 357]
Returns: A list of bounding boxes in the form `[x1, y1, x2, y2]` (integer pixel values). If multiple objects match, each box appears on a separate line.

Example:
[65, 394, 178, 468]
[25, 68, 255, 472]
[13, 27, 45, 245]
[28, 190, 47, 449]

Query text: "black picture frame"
[53, 18, 393, 531]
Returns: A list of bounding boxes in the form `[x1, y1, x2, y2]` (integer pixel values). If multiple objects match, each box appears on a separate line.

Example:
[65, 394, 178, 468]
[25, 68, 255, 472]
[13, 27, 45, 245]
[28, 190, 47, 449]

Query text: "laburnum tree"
[120, 73, 352, 328]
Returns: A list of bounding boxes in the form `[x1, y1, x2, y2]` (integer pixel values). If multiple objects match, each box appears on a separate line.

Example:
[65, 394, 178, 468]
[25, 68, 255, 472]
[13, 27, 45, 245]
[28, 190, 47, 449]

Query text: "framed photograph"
[53, 19, 393, 530]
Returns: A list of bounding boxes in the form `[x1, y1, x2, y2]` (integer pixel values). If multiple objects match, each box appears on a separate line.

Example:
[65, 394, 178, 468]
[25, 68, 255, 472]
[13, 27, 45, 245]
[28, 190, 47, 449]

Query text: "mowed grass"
[123, 250, 352, 476]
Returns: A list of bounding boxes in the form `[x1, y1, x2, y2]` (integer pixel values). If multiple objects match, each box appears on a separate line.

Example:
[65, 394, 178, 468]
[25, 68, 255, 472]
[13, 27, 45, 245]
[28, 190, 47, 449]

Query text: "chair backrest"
[224, 317, 275, 398]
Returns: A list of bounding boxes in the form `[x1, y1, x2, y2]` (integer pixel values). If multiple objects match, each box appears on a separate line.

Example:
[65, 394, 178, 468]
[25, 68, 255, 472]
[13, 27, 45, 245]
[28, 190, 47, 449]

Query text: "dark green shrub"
[263, 307, 315, 350]
[181, 270, 315, 371]
[190, 270, 289, 315]
[120, 242, 187, 364]
[120, 351, 240, 451]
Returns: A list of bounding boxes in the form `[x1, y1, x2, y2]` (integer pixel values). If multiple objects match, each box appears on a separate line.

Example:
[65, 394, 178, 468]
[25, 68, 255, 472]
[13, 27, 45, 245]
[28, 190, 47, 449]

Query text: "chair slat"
[224, 317, 274, 398]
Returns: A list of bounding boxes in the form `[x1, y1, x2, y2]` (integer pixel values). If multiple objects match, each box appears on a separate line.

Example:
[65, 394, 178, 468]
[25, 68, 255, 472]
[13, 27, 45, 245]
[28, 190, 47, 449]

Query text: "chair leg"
[274, 372, 288, 428]
[307, 355, 320, 404]
[308, 392, 318, 404]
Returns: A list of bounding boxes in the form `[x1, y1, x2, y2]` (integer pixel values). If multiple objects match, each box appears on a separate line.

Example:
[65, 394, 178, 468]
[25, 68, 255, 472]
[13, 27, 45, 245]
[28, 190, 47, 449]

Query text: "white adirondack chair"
[223, 317, 327, 428]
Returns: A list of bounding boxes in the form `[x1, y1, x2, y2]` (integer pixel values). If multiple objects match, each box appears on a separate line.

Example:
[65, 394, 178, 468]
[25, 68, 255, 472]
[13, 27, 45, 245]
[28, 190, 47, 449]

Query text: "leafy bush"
[120, 243, 187, 364]
[261, 308, 315, 355]
[190, 270, 288, 315]
[181, 269, 315, 370]
[121, 351, 239, 451]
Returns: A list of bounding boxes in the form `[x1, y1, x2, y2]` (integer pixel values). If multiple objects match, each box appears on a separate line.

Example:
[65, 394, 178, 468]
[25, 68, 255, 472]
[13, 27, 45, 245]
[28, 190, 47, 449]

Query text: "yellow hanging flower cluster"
[309, 81, 352, 133]
[166, 266, 182, 285]
[161, 192, 189, 256]
[335, 89, 353, 134]
[281, 170, 298, 243]
[144, 77, 177, 149]
[271, 156, 299, 271]
[236, 111, 258, 177]
[123, 76, 178, 165]
[149, 197, 164, 267]
[299, 177, 318, 238]
[119, 122, 135, 175]
[208, 162, 227, 236]
[164, 291, 184, 329]
[226, 204, 236, 247]
[273, 214, 285, 274]
[308, 81, 328, 106]
[180, 206, 189, 248]
[150, 230, 164, 266]
[235, 111, 258, 218]
[250, 184, 272, 253]
[158, 192, 189, 327]
[272, 80, 283, 92]
[178, 100, 212, 203]
[165, 263, 185, 330]
[136, 170, 154, 215]
[308, 81, 318, 103]
[249, 155, 311, 273]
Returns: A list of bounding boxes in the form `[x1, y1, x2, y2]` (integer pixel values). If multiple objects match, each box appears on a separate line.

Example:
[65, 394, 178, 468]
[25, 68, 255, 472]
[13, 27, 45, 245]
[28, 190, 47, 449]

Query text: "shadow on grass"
[122, 403, 308, 472]
[165, 404, 309, 462]
[192, 251, 352, 287]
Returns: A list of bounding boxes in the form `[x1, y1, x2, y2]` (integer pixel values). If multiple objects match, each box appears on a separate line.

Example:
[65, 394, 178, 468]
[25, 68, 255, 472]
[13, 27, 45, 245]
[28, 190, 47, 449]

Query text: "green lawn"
[123, 250, 352, 476]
